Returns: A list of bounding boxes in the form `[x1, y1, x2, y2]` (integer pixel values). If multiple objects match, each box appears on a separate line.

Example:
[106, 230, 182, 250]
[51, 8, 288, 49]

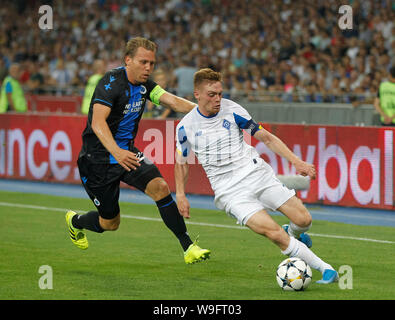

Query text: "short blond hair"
[124, 37, 157, 59]
[194, 68, 222, 89]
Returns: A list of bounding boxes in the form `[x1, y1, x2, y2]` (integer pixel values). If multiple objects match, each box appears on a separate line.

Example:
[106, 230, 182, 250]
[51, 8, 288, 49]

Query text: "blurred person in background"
[0, 58, 8, 84]
[0, 0, 394, 104]
[27, 61, 45, 94]
[81, 59, 106, 114]
[0, 63, 27, 113]
[49, 59, 73, 95]
[374, 65, 395, 126]
[173, 57, 197, 100]
[145, 69, 178, 119]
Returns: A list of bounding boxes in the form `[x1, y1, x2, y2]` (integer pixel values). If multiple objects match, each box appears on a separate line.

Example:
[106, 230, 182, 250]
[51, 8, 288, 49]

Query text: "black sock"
[72, 211, 104, 233]
[156, 194, 193, 251]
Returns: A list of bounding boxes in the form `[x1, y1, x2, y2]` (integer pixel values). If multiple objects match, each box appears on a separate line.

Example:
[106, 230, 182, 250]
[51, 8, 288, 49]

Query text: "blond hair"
[193, 68, 222, 89]
[124, 37, 157, 60]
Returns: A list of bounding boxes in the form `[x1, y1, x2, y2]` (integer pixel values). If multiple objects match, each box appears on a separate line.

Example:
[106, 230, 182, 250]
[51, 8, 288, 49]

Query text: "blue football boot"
[316, 269, 339, 284]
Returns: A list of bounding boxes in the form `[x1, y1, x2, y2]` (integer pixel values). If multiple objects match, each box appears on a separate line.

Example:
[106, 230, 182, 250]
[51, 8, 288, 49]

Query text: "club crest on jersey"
[222, 119, 231, 130]
[140, 85, 147, 94]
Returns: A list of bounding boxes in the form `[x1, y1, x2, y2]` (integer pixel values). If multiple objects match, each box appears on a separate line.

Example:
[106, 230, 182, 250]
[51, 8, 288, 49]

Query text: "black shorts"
[77, 147, 162, 219]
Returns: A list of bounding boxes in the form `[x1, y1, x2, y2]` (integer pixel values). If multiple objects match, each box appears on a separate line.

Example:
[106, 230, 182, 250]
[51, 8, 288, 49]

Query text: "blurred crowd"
[0, 0, 395, 105]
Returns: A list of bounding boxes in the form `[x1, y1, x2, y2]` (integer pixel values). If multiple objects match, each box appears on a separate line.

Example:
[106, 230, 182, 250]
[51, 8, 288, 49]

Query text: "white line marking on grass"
[123, 214, 248, 230]
[308, 233, 395, 244]
[308, 209, 395, 223]
[1, 201, 394, 244]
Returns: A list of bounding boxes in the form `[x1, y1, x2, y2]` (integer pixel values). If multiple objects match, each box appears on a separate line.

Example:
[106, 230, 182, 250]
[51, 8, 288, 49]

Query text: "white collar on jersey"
[196, 106, 219, 118]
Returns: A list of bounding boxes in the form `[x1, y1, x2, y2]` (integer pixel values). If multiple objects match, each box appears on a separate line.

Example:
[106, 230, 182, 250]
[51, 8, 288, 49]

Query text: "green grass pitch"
[0, 190, 395, 300]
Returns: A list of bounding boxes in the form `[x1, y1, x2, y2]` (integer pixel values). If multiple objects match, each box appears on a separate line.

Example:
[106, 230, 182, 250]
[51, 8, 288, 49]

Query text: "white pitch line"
[1, 201, 394, 244]
[308, 233, 395, 244]
[122, 214, 248, 230]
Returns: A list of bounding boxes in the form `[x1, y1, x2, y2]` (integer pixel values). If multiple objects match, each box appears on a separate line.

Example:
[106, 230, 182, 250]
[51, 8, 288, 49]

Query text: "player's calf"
[246, 210, 290, 251]
[72, 210, 105, 233]
[286, 208, 312, 248]
[99, 214, 120, 231]
[282, 235, 336, 282]
[261, 226, 290, 250]
[290, 203, 312, 229]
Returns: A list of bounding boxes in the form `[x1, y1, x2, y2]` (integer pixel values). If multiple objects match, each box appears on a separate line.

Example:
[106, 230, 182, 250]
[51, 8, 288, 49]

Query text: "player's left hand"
[294, 160, 316, 179]
[176, 194, 191, 219]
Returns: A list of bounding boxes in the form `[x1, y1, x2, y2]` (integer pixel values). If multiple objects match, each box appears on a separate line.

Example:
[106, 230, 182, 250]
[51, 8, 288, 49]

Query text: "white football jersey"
[175, 98, 263, 187]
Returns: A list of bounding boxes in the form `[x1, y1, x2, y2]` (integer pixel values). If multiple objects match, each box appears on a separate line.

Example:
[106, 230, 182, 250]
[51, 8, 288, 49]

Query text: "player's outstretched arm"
[254, 128, 316, 179]
[159, 91, 196, 114]
[175, 152, 191, 218]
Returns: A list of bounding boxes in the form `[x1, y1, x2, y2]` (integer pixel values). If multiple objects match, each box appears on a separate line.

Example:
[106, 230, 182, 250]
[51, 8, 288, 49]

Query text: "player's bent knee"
[146, 178, 170, 200]
[157, 179, 170, 195]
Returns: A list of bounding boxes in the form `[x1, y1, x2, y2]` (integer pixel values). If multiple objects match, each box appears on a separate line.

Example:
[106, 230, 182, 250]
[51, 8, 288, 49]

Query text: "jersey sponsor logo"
[140, 85, 147, 94]
[123, 98, 145, 114]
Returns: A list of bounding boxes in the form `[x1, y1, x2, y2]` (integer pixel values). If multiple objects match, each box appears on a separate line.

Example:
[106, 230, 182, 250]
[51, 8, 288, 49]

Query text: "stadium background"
[1, 0, 395, 304]
[0, 0, 394, 211]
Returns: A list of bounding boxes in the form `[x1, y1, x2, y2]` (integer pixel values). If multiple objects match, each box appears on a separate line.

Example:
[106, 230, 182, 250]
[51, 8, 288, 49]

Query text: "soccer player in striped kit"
[66, 37, 210, 264]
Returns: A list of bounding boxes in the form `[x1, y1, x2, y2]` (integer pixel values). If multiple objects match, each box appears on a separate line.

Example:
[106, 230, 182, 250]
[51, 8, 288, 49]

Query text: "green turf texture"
[0, 190, 394, 300]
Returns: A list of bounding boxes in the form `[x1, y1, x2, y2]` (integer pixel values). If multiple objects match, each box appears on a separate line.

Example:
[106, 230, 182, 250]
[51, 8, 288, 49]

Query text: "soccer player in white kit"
[174, 68, 338, 284]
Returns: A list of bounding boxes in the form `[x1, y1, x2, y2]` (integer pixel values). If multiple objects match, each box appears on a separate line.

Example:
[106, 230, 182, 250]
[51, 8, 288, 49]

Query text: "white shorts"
[213, 158, 295, 226]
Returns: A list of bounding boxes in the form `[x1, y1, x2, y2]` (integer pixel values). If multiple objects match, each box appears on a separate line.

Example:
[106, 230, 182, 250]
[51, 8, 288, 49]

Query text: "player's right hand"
[176, 194, 190, 219]
[114, 148, 141, 171]
[294, 160, 316, 180]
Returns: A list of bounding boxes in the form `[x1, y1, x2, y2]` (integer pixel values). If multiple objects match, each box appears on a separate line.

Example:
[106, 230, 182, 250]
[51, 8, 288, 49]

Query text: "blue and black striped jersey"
[80, 66, 161, 163]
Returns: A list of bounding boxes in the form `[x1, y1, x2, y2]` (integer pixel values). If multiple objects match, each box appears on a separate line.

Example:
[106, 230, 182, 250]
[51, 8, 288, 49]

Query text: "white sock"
[288, 222, 311, 238]
[281, 236, 332, 274]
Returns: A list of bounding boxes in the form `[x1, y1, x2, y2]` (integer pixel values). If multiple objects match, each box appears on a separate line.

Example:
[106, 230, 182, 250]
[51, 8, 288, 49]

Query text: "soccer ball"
[276, 257, 312, 291]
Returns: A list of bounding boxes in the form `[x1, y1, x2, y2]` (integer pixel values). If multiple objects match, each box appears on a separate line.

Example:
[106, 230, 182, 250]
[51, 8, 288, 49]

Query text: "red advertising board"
[0, 114, 86, 182]
[0, 114, 394, 210]
[255, 124, 394, 210]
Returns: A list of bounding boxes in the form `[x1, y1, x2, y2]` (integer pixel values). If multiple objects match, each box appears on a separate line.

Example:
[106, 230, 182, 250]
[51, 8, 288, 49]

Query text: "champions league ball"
[276, 257, 312, 291]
